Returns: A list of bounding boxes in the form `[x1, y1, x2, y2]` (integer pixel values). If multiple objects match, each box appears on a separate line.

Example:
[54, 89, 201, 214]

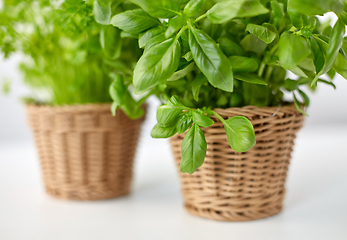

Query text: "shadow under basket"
[170, 105, 304, 222]
[26, 104, 146, 201]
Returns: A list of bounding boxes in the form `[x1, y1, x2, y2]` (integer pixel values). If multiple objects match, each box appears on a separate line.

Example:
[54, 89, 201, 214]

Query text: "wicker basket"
[26, 104, 146, 201]
[170, 105, 304, 221]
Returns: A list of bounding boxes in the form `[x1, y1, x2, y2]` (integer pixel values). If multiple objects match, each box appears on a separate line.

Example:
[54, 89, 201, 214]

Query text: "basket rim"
[26, 102, 148, 114]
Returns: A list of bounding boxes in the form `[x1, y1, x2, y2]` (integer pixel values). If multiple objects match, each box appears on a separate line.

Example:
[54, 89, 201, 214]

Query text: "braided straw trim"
[26, 103, 146, 201]
[170, 105, 304, 221]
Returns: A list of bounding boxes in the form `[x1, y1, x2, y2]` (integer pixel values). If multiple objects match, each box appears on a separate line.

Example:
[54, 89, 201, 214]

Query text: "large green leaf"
[100, 25, 122, 60]
[223, 116, 256, 152]
[93, 0, 112, 25]
[188, 26, 234, 92]
[176, 114, 193, 134]
[133, 38, 181, 94]
[184, 0, 206, 17]
[110, 9, 160, 34]
[180, 124, 207, 174]
[312, 19, 345, 85]
[207, 0, 269, 24]
[130, 0, 180, 18]
[278, 32, 311, 69]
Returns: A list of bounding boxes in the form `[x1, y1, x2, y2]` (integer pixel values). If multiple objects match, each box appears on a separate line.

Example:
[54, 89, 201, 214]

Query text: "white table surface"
[0, 124, 347, 240]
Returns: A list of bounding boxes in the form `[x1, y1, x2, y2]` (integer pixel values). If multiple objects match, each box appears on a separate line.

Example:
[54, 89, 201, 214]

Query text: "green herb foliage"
[0, 0, 145, 119]
[105, 0, 347, 173]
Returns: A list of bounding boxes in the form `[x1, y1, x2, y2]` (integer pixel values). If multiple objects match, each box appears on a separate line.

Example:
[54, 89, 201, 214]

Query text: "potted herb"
[108, 0, 347, 220]
[0, 0, 148, 200]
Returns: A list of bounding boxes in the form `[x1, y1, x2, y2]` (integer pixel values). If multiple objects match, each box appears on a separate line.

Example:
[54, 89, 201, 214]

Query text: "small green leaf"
[110, 9, 160, 34]
[284, 79, 298, 91]
[168, 62, 195, 81]
[246, 24, 276, 44]
[229, 56, 259, 73]
[193, 109, 214, 128]
[189, 26, 234, 92]
[218, 38, 245, 57]
[176, 114, 193, 134]
[151, 124, 178, 138]
[180, 124, 207, 174]
[111, 102, 119, 116]
[234, 73, 267, 85]
[109, 74, 127, 104]
[130, 0, 181, 18]
[165, 16, 185, 38]
[293, 92, 308, 116]
[270, 1, 284, 28]
[156, 96, 186, 127]
[207, 0, 269, 24]
[191, 73, 208, 101]
[240, 34, 267, 53]
[223, 116, 256, 152]
[298, 89, 310, 106]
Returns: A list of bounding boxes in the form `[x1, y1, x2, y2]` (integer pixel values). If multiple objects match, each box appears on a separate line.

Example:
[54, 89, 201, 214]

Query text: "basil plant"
[98, 0, 347, 174]
[0, 0, 146, 119]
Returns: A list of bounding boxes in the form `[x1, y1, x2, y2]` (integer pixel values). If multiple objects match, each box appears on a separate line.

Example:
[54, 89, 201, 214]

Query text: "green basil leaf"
[110, 9, 160, 34]
[207, 0, 269, 24]
[223, 116, 256, 152]
[100, 25, 122, 60]
[293, 92, 308, 116]
[180, 124, 207, 174]
[176, 114, 193, 134]
[151, 124, 178, 138]
[191, 73, 208, 101]
[192, 109, 214, 128]
[156, 96, 186, 127]
[165, 16, 185, 38]
[183, 0, 205, 17]
[168, 62, 195, 81]
[109, 74, 127, 104]
[94, 0, 112, 25]
[278, 32, 311, 69]
[246, 24, 276, 44]
[133, 38, 181, 94]
[298, 89, 310, 106]
[240, 34, 267, 53]
[234, 73, 267, 85]
[120, 93, 145, 119]
[289, 66, 308, 78]
[287, 7, 304, 29]
[317, 79, 337, 89]
[183, 51, 193, 61]
[284, 79, 298, 91]
[130, 0, 180, 18]
[288, 0, 339, 16]
[270, 1, 284, 28]
[188, 26, 234, 92]
[111, 102, 119, 116]
[218, 37, 245, 57]
[333, 52, 347, 79]
[310, 36, 325, 73]
[139, 28, 164, 48]
[144, 33, 166, 52]
[229, 56, 259, 72]
[312, 19, 345, 85]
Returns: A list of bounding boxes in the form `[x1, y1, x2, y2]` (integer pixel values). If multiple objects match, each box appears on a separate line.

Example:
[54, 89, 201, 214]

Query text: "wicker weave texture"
[170, 105, 304, 221]
[26, 104, 146, 201]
